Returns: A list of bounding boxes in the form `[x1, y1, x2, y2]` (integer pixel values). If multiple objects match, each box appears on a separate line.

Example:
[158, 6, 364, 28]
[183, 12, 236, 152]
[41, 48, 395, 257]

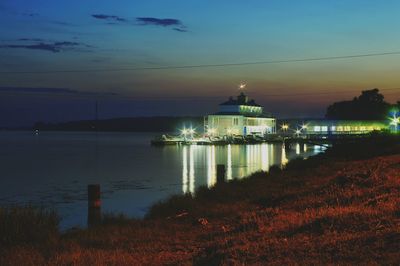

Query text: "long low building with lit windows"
[280, 120, 388, 136]
[305, 120, 388, 135]
[204, 92, 276, 137]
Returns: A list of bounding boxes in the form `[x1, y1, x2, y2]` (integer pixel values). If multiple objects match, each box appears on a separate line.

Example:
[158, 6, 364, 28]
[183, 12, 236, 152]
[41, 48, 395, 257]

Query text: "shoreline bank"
[1, 135, 399, 265]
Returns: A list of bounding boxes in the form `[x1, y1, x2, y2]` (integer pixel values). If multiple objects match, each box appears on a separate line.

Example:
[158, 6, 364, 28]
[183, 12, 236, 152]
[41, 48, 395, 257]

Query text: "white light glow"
[182, 146, 188, 193]
[207, 128, 216, 135]
[227, 144, 232, 180]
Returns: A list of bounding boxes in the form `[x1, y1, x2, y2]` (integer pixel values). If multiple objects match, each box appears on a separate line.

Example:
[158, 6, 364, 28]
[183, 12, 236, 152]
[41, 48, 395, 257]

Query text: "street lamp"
[390, 116, 399, 125]
[189, 127, 195, 139]
[389, 114, 399, 132]
[295, 129, 301, 137]
[181, 127, 188, 140]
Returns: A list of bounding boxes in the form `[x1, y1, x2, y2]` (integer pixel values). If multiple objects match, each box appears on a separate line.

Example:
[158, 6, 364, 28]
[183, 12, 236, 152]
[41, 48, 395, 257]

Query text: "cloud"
[136, 17, 187, 32]
[136, 17, 182, 27]
[91, 14, 187, 32]
[18, 38, 45, 42]
[0, 39, 94, 53]
[173, 28, 188, 33]
[92, 14, 127, 23]
[0, 43, 61, 52]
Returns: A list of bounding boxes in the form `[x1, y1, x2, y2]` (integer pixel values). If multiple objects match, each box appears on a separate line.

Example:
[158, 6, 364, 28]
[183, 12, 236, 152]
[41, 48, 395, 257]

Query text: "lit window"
[321, 126, 328, 131]
[368, 126, 373, 131]
[344, 126, 351, 131]
[314, 126, 321, 132]
[331, 126, 336, 131]
[360, 126, 366, 131]
[337, 126, 343, 131]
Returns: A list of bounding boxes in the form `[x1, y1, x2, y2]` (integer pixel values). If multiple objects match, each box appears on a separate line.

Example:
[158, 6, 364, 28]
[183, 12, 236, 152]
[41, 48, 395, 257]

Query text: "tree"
[325, 89, 391, 120]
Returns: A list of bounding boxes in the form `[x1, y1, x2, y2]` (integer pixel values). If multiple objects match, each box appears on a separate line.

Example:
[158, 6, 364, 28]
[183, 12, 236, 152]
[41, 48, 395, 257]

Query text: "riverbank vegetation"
[1, 135, 399, 265]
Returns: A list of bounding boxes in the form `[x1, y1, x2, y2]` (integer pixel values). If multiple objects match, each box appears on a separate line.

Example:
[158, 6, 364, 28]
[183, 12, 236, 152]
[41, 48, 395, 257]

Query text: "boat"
[151, 134, 185, 145]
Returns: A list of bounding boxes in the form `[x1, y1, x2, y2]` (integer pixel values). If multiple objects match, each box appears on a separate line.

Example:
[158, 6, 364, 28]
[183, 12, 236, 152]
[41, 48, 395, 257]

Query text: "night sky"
[1, 0, 400, 126]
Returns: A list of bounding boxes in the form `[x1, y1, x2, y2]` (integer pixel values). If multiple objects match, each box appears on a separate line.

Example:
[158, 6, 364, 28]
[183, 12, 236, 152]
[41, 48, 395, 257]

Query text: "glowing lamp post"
[181, 128, 188, 141]
[295, 129, 301, 138]
[281, 124, 289, 135]
[189, 127, 195, 139]
[238, 82, 247, 90]
[389, 115, 399, 132]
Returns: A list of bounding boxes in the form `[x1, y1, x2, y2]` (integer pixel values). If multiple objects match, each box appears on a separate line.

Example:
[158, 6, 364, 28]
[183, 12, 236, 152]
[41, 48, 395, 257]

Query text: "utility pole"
[95, 99, 98, 131]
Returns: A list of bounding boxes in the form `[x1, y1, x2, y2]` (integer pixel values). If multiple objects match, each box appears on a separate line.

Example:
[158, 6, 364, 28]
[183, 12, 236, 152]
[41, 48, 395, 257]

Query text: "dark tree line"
[34, 116, 204, 132]
[325, 88, 399, 120]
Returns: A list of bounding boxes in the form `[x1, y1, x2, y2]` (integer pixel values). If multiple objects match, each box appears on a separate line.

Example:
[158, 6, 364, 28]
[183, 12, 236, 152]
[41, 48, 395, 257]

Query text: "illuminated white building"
[205, 91, 276, 137]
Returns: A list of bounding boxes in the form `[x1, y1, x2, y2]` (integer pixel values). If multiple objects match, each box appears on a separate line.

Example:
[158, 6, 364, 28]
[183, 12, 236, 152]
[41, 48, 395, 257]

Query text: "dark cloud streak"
[136, 17, 182, 27]
[0, 43, 60, 53]
[0, 39, 94, 53]
[92, 14, 127, 23]
[18, 38, 45, 42]
[173, 28, 188, 32]
[91, 14, 187, 32]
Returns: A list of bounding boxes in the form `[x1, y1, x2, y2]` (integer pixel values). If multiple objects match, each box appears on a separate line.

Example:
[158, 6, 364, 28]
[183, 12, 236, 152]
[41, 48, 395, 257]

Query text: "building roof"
[220, 92, 261, 107]
[210, 112, 275, 118]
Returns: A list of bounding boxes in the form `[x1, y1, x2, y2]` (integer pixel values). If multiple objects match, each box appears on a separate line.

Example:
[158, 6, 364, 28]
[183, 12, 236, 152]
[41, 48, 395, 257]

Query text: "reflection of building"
[205, 92, 276, 136]
[182, 146, 195, 194]
[180, 142, 321, 193]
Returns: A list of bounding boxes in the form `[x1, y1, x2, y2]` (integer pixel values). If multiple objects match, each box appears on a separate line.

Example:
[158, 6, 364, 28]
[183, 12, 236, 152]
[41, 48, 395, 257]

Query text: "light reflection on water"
[180, 143, 315, 194]
[0, 131, 322, 229]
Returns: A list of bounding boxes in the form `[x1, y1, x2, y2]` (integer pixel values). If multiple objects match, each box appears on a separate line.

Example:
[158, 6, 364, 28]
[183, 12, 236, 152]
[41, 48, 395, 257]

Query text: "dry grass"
[0, 206, 59, 248]
[1, 137, 400, 265]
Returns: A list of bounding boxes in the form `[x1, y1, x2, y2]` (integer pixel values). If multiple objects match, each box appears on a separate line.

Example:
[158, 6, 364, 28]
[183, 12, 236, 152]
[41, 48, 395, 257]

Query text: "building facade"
[279, 119, 387, 136]
[305, 120, 386, 135]
[205, 92, 276, 137]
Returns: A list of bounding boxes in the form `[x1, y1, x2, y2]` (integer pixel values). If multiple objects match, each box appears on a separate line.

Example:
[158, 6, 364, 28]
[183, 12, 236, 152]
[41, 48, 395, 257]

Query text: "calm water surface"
[0, 131, 323, 229]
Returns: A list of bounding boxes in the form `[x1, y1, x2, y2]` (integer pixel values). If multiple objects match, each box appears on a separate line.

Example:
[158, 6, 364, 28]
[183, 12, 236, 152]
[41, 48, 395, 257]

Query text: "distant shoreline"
[1, 116, 327, 132]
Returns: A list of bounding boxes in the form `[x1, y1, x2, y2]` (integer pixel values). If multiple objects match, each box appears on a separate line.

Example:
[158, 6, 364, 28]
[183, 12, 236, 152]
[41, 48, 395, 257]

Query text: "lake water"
[0, 131, 323, 229]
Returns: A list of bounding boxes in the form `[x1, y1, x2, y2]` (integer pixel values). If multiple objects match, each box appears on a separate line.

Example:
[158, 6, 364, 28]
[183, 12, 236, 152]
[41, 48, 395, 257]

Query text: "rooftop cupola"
[237, 92, 248, 104]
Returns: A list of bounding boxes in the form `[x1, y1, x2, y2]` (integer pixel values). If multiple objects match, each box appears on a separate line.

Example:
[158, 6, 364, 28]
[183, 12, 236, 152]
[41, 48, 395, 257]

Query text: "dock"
[150, 134, 332, 146]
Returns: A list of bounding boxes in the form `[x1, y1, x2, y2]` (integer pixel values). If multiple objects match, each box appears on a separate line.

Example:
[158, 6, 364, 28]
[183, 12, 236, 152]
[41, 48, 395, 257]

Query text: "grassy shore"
[1, 135, 400, 265]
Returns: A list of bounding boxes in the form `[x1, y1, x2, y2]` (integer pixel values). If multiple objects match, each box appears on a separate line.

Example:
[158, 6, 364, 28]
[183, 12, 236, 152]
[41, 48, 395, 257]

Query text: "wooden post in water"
[217, 164, 226, 183]
[88, 184, 101, 227]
